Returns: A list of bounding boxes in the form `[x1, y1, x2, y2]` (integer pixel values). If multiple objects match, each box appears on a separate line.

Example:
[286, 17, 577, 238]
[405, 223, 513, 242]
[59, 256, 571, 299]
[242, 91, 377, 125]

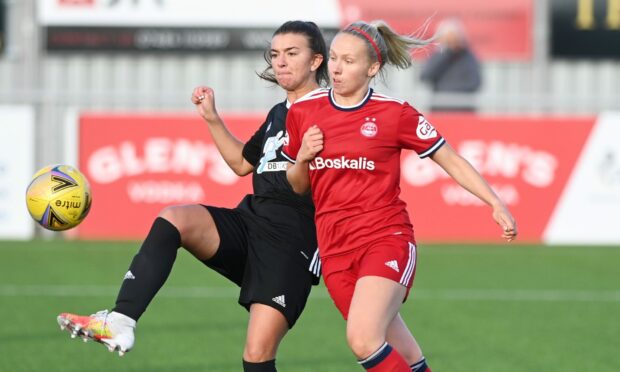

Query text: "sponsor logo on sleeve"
[416, 116, 438, 140]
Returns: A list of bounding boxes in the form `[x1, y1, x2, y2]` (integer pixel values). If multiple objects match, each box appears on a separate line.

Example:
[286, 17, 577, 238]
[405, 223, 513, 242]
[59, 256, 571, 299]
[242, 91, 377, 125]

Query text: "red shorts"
[322, 235, 418, 319]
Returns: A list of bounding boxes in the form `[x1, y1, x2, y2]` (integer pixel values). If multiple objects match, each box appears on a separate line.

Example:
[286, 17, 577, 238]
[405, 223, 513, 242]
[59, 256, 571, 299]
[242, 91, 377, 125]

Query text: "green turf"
[1, 240, 619, 371]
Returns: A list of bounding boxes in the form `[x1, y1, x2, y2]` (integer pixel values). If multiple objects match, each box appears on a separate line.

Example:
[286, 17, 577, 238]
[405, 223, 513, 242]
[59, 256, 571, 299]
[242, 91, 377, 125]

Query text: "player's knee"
[346, 324, 385, 359]
[243, 341, 277, 363]
[158, 205, 185, 227]
[157, 205, 202, 239]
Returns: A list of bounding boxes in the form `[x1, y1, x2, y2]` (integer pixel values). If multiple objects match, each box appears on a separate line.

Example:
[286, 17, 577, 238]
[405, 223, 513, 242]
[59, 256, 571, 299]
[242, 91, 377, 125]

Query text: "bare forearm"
[287, 124, 323, 194]
[286, 161, 311, 194]
[445, 156, 503, 208]
[203, 115, 252, 176]
[432, 144, 503, 208]
[431, 143, 517, 240]
[192, 86, 253, 176]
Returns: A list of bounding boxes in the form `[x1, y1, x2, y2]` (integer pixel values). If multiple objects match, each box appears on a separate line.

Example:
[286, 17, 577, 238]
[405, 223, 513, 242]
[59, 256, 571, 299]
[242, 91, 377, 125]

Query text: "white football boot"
[57, 310, 136, 356]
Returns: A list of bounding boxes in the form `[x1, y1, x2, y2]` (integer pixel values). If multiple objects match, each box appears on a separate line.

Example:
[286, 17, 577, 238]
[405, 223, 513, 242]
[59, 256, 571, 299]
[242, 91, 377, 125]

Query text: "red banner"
[401, 114, 595, 243]
[76, 113, 595, 242]
[77, 113, 262, 239]
[338, 0, 533, 60]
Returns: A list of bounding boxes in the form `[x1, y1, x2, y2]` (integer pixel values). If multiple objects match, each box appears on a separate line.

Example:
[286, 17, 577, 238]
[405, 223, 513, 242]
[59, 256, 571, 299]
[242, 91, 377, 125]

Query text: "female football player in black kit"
[57, 20, 327, 372]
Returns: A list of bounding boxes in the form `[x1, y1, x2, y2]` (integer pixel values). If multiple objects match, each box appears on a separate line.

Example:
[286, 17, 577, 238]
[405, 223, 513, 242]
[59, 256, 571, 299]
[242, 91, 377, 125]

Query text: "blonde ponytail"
[344, 20, 433, 70]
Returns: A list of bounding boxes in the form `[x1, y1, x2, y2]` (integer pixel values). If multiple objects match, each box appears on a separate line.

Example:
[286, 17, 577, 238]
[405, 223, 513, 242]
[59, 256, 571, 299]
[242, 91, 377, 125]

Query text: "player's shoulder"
[266, 100, 288, 115]
[290, 88, 329, 110]
[260, 100, 289, 129]
[262, 101, 285, 124]
[371, 90, 423, 115]
[370, 90, 406, 105]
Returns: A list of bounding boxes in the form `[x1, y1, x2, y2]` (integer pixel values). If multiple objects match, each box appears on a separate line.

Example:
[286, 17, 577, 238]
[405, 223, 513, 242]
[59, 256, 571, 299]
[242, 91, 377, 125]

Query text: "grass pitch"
[0, 240, 619, 371]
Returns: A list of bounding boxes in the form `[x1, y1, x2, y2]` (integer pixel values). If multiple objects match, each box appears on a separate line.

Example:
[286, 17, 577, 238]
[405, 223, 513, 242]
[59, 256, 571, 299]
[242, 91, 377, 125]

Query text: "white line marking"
[1, 285, 620, 302]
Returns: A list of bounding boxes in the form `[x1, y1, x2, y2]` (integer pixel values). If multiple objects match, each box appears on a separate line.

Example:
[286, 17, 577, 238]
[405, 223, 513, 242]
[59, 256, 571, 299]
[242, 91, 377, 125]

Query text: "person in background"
[56, 20, 327, 372]
[420, 18, 482, 112]
[284, 20, 517, 372]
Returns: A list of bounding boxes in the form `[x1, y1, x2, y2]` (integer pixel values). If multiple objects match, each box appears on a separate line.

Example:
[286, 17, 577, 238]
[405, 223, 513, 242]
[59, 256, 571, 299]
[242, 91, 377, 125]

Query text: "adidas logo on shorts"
[123, 270, 136, 280]
[272, 295, 286, 308]
[385, 260, 400, 273]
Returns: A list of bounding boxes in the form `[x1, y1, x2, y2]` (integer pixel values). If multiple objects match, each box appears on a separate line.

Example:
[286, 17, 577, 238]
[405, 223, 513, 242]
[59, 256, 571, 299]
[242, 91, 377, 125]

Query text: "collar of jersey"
[328, 88, 373, 111]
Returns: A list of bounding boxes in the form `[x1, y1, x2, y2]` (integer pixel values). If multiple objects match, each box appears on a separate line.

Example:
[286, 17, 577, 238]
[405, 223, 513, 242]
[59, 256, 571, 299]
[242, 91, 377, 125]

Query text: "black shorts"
[202, 204, 316, 328]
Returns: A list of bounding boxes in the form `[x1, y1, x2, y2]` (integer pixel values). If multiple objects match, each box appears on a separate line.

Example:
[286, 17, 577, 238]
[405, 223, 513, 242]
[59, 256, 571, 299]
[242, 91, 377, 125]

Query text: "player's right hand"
[298, 125, 323, 163]
[191, 86, 219, 123]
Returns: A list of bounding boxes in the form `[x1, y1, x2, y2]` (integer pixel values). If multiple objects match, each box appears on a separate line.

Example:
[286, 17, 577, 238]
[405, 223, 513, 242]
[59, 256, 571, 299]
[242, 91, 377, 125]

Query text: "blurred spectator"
[420, 18, 482, 112]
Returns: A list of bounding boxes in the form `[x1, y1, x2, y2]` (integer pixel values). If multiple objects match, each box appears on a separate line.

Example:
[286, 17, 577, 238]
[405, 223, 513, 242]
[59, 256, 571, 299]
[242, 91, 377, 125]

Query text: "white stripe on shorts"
[399, 242, 416, 286]
[309, 248, 321, 278]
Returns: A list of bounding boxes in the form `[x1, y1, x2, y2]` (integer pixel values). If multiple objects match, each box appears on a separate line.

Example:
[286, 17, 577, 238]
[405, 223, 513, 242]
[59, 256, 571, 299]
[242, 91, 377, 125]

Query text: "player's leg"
[242, 304, 289, 371]
[348, 276, 411, 372]
[238, 225, 315, 372]
[357, 238, 430, 371]
[57, 204, 224, 355]
[387, 314, 431, 371]
[113, 204, 220, 321]
[111, 203, 249, 320]
[347, 237, 423, 371]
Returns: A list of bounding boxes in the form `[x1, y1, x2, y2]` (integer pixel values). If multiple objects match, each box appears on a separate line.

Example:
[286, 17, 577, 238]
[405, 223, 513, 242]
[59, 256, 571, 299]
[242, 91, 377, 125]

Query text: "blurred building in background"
[1, 0, 619, 243]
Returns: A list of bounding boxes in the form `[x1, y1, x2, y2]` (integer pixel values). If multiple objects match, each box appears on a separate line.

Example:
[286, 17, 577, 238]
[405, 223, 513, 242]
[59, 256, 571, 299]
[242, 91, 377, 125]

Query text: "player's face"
[328, 33, 379, 100]
[270, 33, 320, 92]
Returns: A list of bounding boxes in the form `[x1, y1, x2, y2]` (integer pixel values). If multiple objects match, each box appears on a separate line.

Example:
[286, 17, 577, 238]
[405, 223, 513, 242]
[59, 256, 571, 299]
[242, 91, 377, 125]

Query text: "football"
[25, 164, 92, 231]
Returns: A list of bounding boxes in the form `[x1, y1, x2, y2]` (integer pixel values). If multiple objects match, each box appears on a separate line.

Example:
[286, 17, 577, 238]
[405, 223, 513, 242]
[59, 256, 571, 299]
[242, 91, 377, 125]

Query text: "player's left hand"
[492, 204, 517, 242]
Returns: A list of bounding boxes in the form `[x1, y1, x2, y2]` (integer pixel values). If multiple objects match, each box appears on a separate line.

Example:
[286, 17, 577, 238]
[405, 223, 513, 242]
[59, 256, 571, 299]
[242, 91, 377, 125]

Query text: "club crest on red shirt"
[360, 117, 378, 138]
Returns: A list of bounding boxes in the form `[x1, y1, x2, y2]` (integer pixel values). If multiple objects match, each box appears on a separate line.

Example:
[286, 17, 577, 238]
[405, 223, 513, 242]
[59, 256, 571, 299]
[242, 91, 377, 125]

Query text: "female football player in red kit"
[283, 21, 517, 372]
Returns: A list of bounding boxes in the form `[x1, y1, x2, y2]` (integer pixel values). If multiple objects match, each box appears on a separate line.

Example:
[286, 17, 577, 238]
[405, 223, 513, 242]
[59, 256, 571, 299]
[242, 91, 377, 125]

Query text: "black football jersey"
[241, 100, 314, 217]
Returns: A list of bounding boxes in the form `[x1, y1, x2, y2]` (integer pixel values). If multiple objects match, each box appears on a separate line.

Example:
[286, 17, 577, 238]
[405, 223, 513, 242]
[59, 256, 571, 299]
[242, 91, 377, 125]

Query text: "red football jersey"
[283, 88, 445, 258]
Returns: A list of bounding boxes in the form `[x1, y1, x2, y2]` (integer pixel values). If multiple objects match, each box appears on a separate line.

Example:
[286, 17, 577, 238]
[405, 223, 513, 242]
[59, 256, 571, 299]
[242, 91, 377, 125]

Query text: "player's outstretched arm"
[430, 143, 518, 241]
[191, 86, 254, 176]
[286, 125, 323, 194]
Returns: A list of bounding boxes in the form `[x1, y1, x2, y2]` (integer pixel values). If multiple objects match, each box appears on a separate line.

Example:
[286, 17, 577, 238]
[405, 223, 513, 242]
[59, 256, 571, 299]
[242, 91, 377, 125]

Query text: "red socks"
[358, 343, 411, 372]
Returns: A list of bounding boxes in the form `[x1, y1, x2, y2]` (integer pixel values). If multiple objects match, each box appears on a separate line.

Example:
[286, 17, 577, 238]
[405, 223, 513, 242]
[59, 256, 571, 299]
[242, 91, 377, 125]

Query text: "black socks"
[113, 217, 181, 321]
[242, 359, 276, 372]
